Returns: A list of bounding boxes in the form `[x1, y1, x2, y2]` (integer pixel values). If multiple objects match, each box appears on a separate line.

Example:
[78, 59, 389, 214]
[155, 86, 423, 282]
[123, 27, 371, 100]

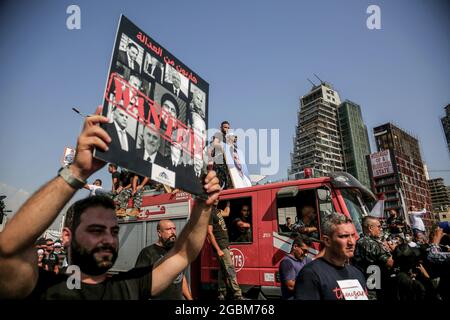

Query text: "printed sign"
[94, 15, 209, 196]
[370, 150, 394, 178]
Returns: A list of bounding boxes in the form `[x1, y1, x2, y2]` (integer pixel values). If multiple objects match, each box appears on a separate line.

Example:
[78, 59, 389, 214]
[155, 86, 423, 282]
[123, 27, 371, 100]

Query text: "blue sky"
[0, 0, 449, 220]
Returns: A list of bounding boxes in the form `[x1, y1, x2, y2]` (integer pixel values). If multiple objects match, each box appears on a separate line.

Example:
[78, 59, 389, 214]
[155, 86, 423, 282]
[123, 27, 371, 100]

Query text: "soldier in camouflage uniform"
[115, 174, 153, 218]
[353, 216, 396, 300]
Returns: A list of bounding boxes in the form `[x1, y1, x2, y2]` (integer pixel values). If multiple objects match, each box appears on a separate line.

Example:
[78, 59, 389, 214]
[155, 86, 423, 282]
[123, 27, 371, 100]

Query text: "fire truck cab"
[198, 172, 376, 299]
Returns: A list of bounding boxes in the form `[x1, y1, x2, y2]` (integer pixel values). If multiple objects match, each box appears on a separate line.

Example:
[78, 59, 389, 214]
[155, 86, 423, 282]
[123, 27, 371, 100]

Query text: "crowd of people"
[35, 238, 67, 274]
[1, 109, 448, 302]
[278, 209, 450, 301]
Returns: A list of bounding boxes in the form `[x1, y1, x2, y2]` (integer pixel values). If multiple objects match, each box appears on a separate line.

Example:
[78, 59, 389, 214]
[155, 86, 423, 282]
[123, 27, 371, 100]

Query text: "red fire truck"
[112, 172, 376, 299]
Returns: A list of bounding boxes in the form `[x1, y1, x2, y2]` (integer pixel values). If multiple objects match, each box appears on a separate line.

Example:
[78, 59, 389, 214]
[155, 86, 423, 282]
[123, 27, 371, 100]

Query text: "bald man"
[135, 219, 193, 300]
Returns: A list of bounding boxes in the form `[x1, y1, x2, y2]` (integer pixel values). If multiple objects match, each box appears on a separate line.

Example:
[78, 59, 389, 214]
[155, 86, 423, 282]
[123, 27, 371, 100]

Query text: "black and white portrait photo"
[117, 33, 144, 74]
[144, 52, 164, 83]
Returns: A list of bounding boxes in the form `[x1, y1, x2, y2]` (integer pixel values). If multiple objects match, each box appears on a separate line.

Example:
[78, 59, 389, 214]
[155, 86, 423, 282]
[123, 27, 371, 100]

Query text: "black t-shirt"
[112, 171, 120, 190]
[28, 267, 152, 300]
[387, 216, 403, 233]
[294, 258, 367, 300]
[209, 208, 229, 250]
[135, 244, 184, 300]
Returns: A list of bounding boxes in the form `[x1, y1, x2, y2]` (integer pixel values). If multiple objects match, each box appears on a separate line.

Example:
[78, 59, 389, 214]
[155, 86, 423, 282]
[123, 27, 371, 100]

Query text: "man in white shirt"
[409, 206, 427, 237]
[84, 179, 107, 197]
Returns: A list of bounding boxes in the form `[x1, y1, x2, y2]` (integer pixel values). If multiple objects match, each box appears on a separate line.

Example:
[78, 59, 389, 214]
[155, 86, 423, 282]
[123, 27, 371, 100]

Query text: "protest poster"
[223, 133, 252, 189]
[94, 15, 209, 196]
[369, 150, 394, 178]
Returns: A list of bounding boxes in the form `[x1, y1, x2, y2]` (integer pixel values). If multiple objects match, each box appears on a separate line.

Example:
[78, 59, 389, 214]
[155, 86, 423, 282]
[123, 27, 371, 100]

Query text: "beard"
[162, 236, 176, 250]
[70, 237, 118, 276]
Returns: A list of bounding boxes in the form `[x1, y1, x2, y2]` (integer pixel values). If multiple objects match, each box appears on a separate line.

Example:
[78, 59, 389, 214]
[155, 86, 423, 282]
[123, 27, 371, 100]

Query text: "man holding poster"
[0, 109, 221, 300]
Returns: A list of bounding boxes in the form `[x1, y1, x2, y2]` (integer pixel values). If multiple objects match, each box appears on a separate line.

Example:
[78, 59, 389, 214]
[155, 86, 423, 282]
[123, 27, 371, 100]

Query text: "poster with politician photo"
[223, 133, 252, 189]
[94, 15, 209, 196]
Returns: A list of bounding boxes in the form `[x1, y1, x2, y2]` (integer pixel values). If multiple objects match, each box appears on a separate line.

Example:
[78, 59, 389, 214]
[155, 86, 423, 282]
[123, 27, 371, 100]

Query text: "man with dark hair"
[387, 209, 404, 235]
[426, 225, 450, 300]
[188, 88, 205, 119]
[108, 163, 120, 194]
[145, 54, 163, 82]
[114, 168, 133, 218]
[294, 212, 367, 300]
[83, 179, 106, 197]
[279, 235, 312, 299]
[160, 93, 179, 135]
[0, 107, 221, 299]
[207, 200, 243, 300]
[231, 204, 252, 242]
[353, 216, 395, 300]
[117, 42, 141, 73]
[161, 93, 179, 119]
[392, 243, 432, 300]
[135, 220, 193, 300]
[209, 121, 232, 189]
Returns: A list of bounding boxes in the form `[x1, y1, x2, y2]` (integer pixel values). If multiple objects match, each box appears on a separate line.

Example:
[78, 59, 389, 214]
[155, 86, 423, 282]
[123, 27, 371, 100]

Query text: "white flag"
[369, 199, 385, 218]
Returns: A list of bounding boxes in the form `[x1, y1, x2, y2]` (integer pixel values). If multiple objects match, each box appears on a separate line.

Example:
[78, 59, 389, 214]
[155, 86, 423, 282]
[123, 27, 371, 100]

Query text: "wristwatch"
[58, 166, 86, 189]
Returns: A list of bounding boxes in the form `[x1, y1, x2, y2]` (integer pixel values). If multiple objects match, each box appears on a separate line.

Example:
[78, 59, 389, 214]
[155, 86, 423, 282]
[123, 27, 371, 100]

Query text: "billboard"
[370, 150, 394, 178]
[94, 15, 209, 196]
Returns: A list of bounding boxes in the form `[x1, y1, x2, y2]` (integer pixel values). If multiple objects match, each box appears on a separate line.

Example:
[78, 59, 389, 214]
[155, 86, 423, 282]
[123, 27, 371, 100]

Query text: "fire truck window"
[340, 189, 364, 237]
[276, 190, 319, 240]
[317, 187, 334, 224]
[226, 198, 253, 244]
[277, 206, 297, 233]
